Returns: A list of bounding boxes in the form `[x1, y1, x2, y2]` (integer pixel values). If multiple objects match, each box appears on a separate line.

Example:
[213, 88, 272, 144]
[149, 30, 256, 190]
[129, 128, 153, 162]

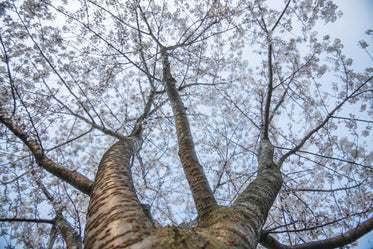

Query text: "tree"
[0, 0, 372, 248]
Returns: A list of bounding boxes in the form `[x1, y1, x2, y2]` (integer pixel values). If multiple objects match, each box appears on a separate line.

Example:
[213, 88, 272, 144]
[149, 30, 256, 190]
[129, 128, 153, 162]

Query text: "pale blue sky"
[333, 2, 372, 248]
[327, 1, 373, 69]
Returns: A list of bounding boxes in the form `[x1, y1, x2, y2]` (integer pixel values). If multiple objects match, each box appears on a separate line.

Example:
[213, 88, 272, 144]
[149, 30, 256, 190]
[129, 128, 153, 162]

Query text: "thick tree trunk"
[83, 137, 283, 249]
[83, 130, 369, 249]
[84, 137, 154, 248]
[83, 52, 283, 249]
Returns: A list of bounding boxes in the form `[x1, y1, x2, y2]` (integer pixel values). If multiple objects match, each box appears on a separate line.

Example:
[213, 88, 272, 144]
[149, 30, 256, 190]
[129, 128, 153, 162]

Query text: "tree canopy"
[0, 0, 372, 248]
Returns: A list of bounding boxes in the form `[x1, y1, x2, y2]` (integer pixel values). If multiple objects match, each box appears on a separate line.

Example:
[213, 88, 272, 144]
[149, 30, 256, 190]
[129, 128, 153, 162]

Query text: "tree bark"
[161, 50, 217, 220]
[54, 214, 82, 249]
[82, 133, 371, 249]
[84, 137, 154, 248]
[232, 138, 283, 248]
[82, 133, 263, 248]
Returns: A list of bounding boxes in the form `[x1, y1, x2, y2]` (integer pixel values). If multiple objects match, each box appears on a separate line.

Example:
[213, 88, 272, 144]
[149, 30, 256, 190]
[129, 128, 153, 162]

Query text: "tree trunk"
[83, 52, 284, 248]
[84, 137, 154, 248]
[83, 137, 283, 249]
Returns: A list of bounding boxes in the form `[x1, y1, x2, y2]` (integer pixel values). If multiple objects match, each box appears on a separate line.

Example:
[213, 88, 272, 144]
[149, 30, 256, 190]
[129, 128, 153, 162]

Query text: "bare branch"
[271, 0, 292, 32]
[0, 115, 94, 195]
[260, 217, 373, 249]
[0, 218, 55, 224]
[279, 76, 373, 166]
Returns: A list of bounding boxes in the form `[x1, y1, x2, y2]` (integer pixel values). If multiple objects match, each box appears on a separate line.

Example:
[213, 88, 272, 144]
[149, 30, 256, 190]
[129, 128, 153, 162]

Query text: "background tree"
[0, 0, 372, 248]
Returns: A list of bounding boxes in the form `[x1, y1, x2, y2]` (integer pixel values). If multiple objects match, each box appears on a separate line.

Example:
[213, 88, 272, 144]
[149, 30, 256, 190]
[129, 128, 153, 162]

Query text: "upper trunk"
[161, 50, 217, 220]
[234, 139, 283, 232]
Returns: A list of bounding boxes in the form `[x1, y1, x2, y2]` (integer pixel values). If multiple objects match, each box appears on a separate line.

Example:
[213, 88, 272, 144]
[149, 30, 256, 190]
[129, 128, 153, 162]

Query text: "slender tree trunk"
[161, 50, 217, 220]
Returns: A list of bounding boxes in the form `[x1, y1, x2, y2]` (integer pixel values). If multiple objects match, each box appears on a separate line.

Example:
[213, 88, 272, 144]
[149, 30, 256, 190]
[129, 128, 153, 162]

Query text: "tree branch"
[277, 146, 372, 169]
[0, 218, 55, 224]
[41, 80, 126, 140]
[15, 8, 98, 125]
[271, 0, 291, 32]
[0, 33, 17, 116]
[263, 42, 274, 139]
[233, 139, 283, 235]
[137, 3, 164, 48]
[0, 115, 94, 195]
[84, 137, 154, 248]
[161, 50, 217, 220]
[84, 0, 149, 35]
[33, 172, 82, 249]
[260, 216, 373, 249]
[44, 2, 162, 82]
[279, 76, 373, 166]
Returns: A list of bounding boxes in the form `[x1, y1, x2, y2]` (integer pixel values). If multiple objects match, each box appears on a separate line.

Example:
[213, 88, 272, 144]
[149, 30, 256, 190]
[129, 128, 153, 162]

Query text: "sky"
[323, 0, 373, 71]
[0, 0, 372, 248]
[330, 1, 373, 248]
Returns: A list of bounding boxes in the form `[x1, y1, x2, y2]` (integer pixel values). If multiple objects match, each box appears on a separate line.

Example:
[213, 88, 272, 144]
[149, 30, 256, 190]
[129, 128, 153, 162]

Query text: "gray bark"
[84, 137, 154, 248]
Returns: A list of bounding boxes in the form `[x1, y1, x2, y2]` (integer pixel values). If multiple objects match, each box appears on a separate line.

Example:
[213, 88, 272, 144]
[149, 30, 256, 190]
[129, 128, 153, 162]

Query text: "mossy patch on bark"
[152, 226, 227, 249]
